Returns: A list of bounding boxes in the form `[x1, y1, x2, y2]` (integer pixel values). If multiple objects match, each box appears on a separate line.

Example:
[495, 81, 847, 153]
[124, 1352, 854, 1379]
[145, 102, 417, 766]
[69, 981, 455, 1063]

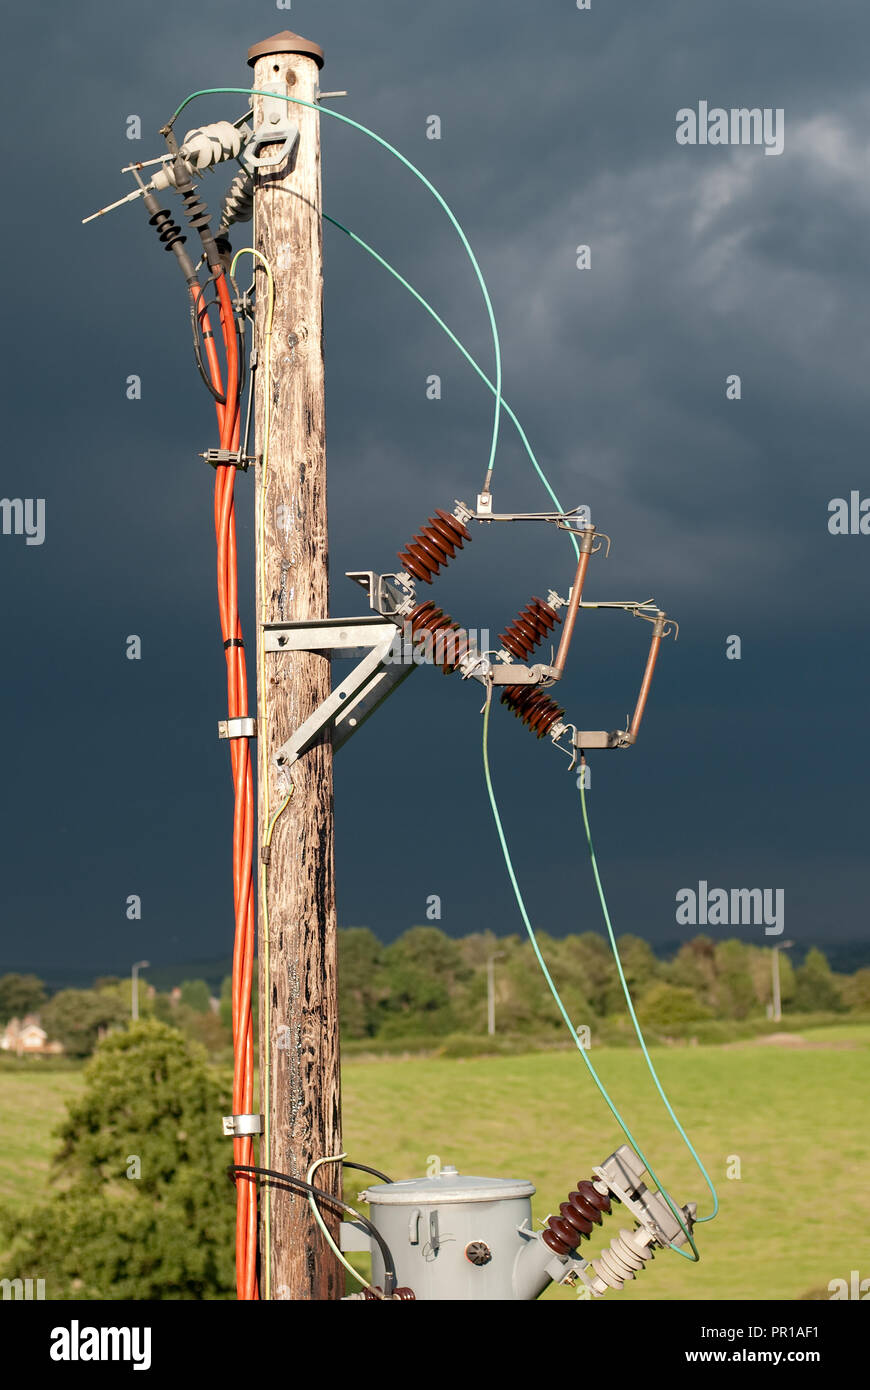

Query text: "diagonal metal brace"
[264, 617, 415, 770]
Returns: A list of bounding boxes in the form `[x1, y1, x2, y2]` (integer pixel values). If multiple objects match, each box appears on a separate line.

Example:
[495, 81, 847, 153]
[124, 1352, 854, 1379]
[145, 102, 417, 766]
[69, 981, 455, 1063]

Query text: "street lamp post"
[487, 952, 506, 1036]
[771, 941, 794, 1023]
[131, 960, 150, 1021]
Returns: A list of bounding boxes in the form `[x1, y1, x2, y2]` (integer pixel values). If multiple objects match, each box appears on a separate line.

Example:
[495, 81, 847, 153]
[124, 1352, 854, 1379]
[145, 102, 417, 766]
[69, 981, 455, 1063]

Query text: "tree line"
[3, 929, 865, 1059]
[337, 928, 866, 1041]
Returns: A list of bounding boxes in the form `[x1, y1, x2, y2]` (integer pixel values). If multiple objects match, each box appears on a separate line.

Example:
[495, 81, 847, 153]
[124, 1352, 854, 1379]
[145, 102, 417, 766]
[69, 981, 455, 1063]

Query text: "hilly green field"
[2, 1025, 866, 1301]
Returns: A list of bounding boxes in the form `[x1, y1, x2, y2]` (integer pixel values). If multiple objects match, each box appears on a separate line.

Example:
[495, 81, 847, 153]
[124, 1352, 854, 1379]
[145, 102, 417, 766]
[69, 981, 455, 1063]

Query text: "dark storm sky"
[2, 0, 868, 972]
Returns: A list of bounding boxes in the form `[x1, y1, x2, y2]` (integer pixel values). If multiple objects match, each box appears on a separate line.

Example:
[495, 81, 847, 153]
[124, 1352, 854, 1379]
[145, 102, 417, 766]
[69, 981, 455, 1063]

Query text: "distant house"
[0, 1014, 64, 1057]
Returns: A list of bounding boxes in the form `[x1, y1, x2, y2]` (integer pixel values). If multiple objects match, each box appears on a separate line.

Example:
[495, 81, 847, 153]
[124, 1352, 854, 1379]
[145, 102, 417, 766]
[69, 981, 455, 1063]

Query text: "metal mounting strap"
[222, 1114, 264, 1137]
[263, 615, 400, 655]
[219, 717, 257, 740]
[200, 448, 260, 471]
[241, 81, 300, 171]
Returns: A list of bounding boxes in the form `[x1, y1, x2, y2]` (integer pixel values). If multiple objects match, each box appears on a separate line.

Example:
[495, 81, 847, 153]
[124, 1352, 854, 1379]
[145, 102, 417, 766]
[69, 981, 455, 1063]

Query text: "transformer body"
[363, 1165, 552, 1301]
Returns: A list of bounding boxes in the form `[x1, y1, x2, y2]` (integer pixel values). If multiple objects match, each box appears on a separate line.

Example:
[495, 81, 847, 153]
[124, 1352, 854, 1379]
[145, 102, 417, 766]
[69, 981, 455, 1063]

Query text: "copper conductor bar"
[550, 526, 596, 679]
[627, 612, 667, 745]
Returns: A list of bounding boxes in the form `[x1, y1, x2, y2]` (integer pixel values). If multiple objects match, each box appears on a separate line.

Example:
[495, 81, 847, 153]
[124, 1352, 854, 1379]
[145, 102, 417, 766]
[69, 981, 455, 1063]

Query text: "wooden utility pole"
[249, 30, 342, 1301]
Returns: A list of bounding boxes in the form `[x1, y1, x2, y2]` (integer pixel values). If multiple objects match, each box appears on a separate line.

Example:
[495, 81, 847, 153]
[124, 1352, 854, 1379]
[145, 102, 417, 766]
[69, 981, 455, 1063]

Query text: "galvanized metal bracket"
[263, 615, 398, 656]
[222, 1113, 264, 1137]
[345, 570, 415, 619]
[200, 447, 260, 472]
[218, 717, 257, 740]
[264, 616, 415, 774]
[241, 82, 300, 171]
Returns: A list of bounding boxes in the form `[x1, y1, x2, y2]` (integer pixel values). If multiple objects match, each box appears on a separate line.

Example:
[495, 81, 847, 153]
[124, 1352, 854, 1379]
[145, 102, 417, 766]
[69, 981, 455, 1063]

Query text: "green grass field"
[2, 1026, 867, 1300]
[0, 1070, 83, 1212]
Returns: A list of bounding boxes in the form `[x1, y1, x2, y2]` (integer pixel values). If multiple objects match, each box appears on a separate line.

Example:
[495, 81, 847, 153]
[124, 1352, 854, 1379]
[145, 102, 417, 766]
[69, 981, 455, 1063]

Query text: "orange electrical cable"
[198, 265, 259, 1300]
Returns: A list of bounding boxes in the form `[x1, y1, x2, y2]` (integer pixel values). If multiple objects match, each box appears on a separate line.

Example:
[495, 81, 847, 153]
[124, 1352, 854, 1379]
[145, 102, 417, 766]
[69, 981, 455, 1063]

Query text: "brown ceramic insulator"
[575, 1178, 613, 1217]
[499, 596, 561, 661]
[500, 685, 565, 738]
[408, 601, 474, 674]
[361, 1284, 416, 1300]
[542, 1179, 613, 1255]
[397, 508, 472, 585]
[542, 1216, 586, 1255]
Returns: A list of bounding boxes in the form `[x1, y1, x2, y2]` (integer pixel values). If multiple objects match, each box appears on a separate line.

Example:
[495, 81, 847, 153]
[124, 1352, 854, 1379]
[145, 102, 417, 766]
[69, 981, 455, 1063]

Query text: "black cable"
[194, 273, 246, 403]
[227, 274, 248, 400]
[342, 1160, 393, 1185]
[189, 297, 226, 404]
[230, 1164, 398, 1295]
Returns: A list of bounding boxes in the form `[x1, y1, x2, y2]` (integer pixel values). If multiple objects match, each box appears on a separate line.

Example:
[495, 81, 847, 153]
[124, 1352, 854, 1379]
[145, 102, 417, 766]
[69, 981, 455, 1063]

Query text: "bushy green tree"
[668, 936, 717, 1005]
[713, 940, 758, 1019]
[636, 983, 712, 1030]
[0, 1020, 235, 1299]
[793, 948, 844, 1013]
[558, 934, 616, 1018]
[379, 927, 471, 1036]
[338, 928, 387, 1039]
[180, 979, 212, 1014]
[842, 967, 870, 1012]
[530, 933, 599, 1031]
[602, 934, 661, 1013]
[41, 989, 127, 1057]
[0, 973, 46, 1024]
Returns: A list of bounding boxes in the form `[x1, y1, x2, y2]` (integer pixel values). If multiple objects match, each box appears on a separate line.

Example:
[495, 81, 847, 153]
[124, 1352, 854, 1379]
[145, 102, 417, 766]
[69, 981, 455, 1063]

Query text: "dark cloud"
[1, 0, 868, 972]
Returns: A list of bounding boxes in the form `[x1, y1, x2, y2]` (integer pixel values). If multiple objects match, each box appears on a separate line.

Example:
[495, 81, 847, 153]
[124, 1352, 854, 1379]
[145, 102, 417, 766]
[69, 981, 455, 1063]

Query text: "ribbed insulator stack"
[499, 596, 560, 661]
[498, 593, 564, 737]
[408, 601, 474, 674]
[590, 1227, 655, 1291]
[179, 122, 246, 170]
[397, 509, 471, 585]
[151, 123, 248, 194]
[362, 1285, 416, 1300]
[500, 686, 565, 738]
[220, 171, 255, 231]
[542, 1179, 614, 1255]
[148, 205, 186, 253]
[179, 183, 212, 237]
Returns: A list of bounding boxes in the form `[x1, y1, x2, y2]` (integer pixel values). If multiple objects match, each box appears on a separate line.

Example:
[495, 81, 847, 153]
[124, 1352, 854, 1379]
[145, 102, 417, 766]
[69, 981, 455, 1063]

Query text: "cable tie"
[224, 637, 245, 649]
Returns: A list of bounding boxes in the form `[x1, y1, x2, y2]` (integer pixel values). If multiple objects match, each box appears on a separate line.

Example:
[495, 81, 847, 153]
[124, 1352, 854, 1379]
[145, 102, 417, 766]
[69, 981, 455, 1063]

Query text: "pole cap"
[248, 30, 324, 69]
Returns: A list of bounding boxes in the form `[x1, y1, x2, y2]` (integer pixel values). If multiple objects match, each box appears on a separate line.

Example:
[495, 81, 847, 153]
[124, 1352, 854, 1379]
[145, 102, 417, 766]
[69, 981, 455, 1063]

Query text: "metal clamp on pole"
[222, 1114, 264, 1137]
[200, 447, 260, 471]
[219, 717, 258, 740]
[241, 77, 300, 171]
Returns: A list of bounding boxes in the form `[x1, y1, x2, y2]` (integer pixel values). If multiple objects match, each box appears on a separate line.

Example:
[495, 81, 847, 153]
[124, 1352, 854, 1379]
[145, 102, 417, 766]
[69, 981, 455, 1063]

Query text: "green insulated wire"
[322, 215, 580, 561]
[579, 778, 719, 1222]
[169, 87, 502, 486]
[482, 695, 700, 1262]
